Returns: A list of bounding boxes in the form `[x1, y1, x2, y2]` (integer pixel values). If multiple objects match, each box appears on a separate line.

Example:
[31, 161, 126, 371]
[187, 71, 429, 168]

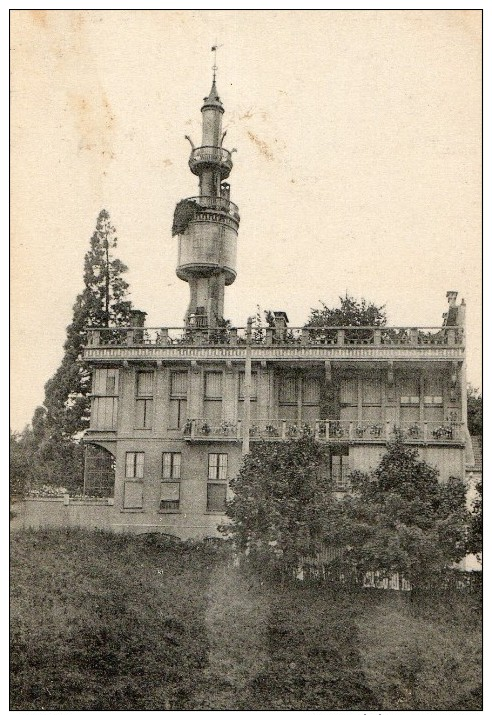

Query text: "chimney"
[273, 311, 289, 340]
[446, 291, 458, 307]
[443, 292, 459, 326]
[129, 309, 147, 344]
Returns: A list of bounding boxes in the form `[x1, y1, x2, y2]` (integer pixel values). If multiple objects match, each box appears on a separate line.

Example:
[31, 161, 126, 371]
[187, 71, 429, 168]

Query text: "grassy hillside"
[10, 529, 482, 710]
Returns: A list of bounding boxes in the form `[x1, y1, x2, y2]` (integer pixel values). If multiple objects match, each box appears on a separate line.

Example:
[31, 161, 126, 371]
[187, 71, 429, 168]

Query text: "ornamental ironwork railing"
[86, 325, 464, 348]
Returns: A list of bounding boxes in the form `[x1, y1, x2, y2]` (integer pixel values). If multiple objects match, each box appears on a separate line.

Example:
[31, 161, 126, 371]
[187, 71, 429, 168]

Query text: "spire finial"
[211, 43, 222, 83]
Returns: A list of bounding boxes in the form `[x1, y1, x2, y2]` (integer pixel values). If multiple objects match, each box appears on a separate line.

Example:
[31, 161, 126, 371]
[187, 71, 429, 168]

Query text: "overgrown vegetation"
[10, 529, 481, 710]
[223, 434, 470, 589]
[332, 434, 470, 588]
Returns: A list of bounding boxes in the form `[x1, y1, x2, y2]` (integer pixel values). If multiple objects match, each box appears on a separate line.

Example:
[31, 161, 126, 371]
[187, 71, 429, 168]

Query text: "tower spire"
[174, 63, 240, 329]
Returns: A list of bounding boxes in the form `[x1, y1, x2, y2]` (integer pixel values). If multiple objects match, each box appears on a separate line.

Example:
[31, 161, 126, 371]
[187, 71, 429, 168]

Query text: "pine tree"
[31, 211, 134, 493]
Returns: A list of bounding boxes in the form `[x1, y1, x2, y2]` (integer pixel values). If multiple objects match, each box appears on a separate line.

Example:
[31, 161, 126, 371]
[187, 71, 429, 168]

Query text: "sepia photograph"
[10, 9, 482, 711]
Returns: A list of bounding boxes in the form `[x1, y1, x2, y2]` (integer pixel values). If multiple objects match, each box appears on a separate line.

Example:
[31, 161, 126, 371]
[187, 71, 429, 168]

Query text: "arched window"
[83, 445, 115, 497]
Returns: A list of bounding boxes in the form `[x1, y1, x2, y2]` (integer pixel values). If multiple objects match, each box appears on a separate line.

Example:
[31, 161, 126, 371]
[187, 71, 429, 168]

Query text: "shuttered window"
[302, 376, 320, 404]
[171, 371, 188, 397]
[204, 372, 223, 399]
[279, 374, 297, 404]
[91, 397, 118, 430]
[160, 482, 180, 511]
[123, 481, 143, 509]
[137, 371, 154, 396]
[340, 377, 358, 405]
[207, 483, 227, 512]
[93, 368, 119, 395]
[362, 378, 381, 405]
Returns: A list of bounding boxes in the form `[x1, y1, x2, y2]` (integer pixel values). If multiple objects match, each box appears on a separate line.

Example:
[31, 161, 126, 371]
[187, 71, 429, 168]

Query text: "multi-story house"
[81, 76, 472, 539]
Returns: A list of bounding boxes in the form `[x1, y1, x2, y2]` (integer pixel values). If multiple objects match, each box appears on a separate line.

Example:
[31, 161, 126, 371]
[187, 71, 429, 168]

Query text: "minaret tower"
[174, 65, 239, 329]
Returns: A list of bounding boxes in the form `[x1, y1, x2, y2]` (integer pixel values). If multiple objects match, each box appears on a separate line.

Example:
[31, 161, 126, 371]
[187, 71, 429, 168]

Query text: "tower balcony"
[183, 195, 240, 225]
[189, 146, 233, 179]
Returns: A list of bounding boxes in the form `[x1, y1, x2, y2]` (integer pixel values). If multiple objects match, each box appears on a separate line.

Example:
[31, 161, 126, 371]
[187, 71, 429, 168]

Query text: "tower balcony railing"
[189, 146, 233, 177]
[85, 325, 464, 348]
[184, 195, 240, 223]
[182, 418, 465, 444]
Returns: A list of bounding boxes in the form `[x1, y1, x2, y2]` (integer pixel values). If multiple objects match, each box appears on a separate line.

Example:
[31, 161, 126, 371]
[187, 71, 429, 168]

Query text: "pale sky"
[10, 9, 482, 432]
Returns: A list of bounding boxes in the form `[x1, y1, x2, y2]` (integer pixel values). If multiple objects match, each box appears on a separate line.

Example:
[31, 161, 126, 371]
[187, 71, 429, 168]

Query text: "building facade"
[81, 77, 473, 538]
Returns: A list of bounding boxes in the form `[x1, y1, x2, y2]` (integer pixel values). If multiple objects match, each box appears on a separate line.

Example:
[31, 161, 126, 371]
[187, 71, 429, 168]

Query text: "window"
[332, 454, 350, 490]
[207, 453, 228, 512]
[124, 452, 144, 509]
[136, 371, 154, 428]
[208, 453, 228, 480]
[125, 451, 144, 480]
[424, 374, 443, 405]
[400, 376, 420, 405]
[170, 371, 188, 429]
[362, 377, 382, 422]
[238, 372, 258, 421]
[91, 368, 119, 430]
[204, 371, 223, 424]
[160, 452, 181, 511]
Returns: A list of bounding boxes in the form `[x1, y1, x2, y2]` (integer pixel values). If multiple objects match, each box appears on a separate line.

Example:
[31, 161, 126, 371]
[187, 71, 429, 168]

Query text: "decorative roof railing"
[85, 325, 464, 348]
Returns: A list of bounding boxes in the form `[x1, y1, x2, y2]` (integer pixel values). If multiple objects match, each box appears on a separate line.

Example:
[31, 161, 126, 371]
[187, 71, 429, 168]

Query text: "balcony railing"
[86, 325, 464, 348]
[182, 419, 465, 444]
[188, 146, 233, 177]
[185, 195, 240, 222]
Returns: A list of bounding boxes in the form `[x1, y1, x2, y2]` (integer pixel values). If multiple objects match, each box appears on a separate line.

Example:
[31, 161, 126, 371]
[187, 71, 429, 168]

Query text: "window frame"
[135, 370, 154, 429]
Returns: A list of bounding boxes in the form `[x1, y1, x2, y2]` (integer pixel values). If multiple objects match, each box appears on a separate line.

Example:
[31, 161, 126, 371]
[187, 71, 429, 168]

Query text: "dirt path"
[200, 561, 270, 708]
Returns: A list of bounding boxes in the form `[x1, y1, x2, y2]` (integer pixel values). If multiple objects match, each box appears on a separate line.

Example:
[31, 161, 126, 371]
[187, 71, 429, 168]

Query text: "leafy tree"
[330, 435, 469, 588]
[43, 210, 133, 440]
[10, 431, 34, 499]
[305, 294, 387, 328]
[221, 436, 335, 573]
[467, 478, 482, 556]
[467, 385, 482, 436]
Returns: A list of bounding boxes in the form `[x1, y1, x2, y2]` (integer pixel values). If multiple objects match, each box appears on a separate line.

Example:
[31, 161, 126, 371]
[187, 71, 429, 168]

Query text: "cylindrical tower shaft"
[173, 77, 239, 329]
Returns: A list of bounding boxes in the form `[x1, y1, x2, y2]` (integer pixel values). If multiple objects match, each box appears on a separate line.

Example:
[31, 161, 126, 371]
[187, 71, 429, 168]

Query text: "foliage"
[467, 384, 482, 436]
[221, 437, 335, 571]
[329, 435, 469, 588]
[357, 599, 482, 710]
[10, 432, 34, 499]
[10, 530, 215, 711]
[43, 210, 133, 441]
[10, 529, 482, 711]
[251, 305, 275, 342]
[305, 293, 387, 328]
[467, 477, 482, 556]
[172, 199, 199, 236]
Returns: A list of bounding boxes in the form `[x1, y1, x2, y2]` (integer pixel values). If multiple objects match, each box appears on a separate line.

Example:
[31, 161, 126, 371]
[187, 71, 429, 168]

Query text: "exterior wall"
[78, 358, 468, 538]
[350, 443, 465, 482]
